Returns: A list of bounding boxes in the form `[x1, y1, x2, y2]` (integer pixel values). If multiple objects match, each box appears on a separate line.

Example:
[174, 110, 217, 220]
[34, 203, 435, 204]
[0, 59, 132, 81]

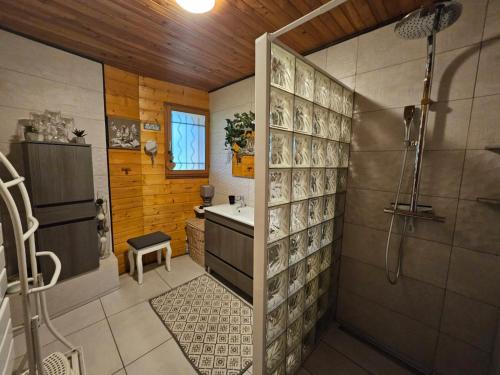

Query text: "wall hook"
[121, 167, 131, 175]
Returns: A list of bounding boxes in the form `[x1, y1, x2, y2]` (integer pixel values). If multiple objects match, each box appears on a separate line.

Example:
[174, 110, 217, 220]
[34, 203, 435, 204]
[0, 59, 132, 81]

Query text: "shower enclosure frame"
[254, 22, 353, 373]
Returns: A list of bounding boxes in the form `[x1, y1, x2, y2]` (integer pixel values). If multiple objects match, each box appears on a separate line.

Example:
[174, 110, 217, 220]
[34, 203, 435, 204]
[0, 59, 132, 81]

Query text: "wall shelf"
[476, 197, 500, 205]
[485, 145, 500, 152]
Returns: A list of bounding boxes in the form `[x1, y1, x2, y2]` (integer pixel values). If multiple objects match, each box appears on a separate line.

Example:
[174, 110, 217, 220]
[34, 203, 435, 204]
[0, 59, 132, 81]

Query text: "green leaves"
[72, 128, 87, 137]
[224, 111, 255, 152]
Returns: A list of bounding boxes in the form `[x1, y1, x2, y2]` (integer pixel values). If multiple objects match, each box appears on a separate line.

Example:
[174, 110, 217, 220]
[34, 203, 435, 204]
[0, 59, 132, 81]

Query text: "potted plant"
[72, 128, 87, 144]
[224, 111, 255, 162]
[24, 124, 39, 141]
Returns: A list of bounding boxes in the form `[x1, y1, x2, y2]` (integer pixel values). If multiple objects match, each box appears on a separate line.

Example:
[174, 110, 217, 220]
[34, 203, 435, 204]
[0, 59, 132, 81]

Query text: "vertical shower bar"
[253, 32, 271, 375]
[410, 8, 441, 212]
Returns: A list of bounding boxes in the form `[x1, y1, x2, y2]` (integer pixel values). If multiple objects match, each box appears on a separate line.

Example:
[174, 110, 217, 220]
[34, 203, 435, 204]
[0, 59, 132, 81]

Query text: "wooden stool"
[127, 231, 172, 284]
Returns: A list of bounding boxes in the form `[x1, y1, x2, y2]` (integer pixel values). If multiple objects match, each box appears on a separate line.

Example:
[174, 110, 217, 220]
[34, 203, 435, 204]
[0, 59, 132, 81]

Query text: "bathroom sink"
[204, 204, 254, 227]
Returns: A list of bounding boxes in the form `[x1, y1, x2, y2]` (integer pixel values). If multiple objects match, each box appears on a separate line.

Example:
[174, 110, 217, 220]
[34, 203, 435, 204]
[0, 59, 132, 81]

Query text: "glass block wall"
[264, 42, 353, 374]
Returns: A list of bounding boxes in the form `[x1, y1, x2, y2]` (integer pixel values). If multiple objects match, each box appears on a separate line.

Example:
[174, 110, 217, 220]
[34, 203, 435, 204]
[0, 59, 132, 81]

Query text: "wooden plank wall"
[104, 65, 209, 273]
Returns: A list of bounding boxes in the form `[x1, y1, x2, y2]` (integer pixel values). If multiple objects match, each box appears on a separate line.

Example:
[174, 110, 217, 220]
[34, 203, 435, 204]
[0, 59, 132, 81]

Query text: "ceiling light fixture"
[176, 0, 215, 14]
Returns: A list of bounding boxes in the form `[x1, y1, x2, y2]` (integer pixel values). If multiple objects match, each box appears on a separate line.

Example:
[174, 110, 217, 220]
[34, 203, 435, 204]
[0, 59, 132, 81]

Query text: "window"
[165, 104, 209, 178]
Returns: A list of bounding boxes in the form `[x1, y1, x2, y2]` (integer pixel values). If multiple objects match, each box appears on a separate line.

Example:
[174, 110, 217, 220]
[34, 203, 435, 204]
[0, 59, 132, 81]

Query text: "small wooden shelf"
[476, 197, 500, 205]
[485, 145, 500, 152]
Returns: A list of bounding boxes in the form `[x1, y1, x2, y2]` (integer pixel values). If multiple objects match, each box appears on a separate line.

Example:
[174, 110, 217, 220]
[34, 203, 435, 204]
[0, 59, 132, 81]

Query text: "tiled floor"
[300, 325, 415, 375]
[13, 255, 251, 375]
[13, 254, 411, 375]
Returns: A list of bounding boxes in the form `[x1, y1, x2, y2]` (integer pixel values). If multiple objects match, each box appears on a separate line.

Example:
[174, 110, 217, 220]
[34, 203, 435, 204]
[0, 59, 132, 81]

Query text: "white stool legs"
[165, 242, 172, 272]
[136, 253, 144, 285]
[128, 247, 135, 276]
[128, 241, 172, 284]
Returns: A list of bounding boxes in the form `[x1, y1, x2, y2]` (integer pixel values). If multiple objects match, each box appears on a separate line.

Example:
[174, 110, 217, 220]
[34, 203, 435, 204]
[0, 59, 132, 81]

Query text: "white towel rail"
[0, 151, 85, 375]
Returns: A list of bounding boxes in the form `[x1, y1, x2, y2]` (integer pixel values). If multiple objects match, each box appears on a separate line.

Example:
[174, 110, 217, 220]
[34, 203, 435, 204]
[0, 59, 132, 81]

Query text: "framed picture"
[107, 116, 141, 150]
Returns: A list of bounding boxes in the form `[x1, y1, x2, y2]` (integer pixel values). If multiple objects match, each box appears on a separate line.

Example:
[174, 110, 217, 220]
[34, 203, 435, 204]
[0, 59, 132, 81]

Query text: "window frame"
[165, 103, 210, 179]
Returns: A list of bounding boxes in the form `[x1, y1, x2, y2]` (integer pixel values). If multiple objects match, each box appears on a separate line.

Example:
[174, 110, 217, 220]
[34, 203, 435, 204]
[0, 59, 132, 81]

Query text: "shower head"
[395, 1, 462, 40]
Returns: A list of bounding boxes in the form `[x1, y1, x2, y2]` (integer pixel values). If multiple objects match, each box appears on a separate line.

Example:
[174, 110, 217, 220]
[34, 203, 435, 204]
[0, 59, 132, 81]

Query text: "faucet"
[235, 195, 246, 208]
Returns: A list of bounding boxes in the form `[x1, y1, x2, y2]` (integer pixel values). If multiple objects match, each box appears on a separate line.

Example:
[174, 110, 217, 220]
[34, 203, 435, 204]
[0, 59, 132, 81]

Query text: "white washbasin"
[204, 204, 254, 227]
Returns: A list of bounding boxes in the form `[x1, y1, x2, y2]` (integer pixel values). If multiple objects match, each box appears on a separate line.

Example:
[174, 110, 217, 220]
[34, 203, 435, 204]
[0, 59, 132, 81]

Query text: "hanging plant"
[224, 111, 255, 162]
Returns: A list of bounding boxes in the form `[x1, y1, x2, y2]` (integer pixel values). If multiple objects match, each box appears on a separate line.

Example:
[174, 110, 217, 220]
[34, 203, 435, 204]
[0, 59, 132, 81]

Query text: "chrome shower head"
[395, 1, 462, 40]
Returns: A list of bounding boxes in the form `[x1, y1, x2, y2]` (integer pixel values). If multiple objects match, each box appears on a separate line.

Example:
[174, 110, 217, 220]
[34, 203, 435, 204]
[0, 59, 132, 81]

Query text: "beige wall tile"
[348, 150, 464, 198]
[467, 94, 500, 149]
[351, 100, 471, 152]
[348, 150, 404, 192]
[440, 291, 498, 352]
[209, 76, 254, 113]
[435, 0, 488, 53]
[483, 0, 500, 40]
[425, 99, 472, 150]
[357, 23, 425, 74]
[0, 30, 103, 92]
[340, 256, 444, 328]
[305, 49, 327, 70]
[342, 223, 451, 288]
[345, 188, 458, 245]
[355, 45, 479, 113]
[351, 108, 405, 151]
[434, 334, 491, 375]
[454, 199, 500, 255]
[432, 44, 481, 102]
[460, 150, 500, 200]
[475, 38, 500, 96]
[0, 68, 105, 121]
[355, 57, 424, 112]
[209, 78, 255, 204]
[447, 247, 500, 306]
[325, 38, 358, 79]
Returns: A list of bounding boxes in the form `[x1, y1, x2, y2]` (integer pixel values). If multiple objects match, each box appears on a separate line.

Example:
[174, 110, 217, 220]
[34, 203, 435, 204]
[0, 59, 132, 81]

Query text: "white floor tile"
[155, 255, 205, 288]
[108, 301, 171, 365]
[101, 269, 170, 316]
[41, 319, 123, 375]
[14, 299, 105, 360]
[125, 339, 197, 375]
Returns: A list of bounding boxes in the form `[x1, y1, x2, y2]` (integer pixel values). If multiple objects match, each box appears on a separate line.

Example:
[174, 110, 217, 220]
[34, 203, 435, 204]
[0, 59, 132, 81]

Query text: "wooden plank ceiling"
[0, 0, 430, 91]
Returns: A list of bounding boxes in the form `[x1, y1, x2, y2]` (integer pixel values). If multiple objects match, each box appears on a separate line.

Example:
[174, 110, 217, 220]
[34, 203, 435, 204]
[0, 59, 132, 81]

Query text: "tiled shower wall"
[306, 0, 499, 373]
[0, 30, 111, 271]
[209, 77, 256, 206]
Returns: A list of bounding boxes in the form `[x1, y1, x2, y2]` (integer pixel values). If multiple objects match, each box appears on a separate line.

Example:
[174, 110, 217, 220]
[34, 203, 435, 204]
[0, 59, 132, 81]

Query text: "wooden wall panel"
[104, 65, 209, 273]
[139, 76, 209, 259]
[104, 66, 143, 273]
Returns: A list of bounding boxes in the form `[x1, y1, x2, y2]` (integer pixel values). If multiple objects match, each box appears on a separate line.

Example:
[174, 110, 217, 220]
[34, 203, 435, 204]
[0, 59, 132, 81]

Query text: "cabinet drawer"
[206, 252, 253, 297]
[35, 201, 96, 226]
[23, 142, 94, 206]
[37, 219, 99, 282]
[205, 220, 253, 277]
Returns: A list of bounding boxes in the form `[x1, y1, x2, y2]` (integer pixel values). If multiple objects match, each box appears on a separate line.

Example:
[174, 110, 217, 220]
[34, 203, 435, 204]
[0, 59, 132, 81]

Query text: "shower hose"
[385, 145, 410, 285]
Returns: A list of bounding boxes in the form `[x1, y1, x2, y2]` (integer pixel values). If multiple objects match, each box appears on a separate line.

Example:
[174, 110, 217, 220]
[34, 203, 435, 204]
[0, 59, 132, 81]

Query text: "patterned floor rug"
[150, 274, 253, 375]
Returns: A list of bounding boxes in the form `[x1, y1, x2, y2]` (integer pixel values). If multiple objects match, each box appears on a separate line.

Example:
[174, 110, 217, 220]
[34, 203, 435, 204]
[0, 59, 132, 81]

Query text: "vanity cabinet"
[205, 211, 254, 296]
[3, 141, 99, 282]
